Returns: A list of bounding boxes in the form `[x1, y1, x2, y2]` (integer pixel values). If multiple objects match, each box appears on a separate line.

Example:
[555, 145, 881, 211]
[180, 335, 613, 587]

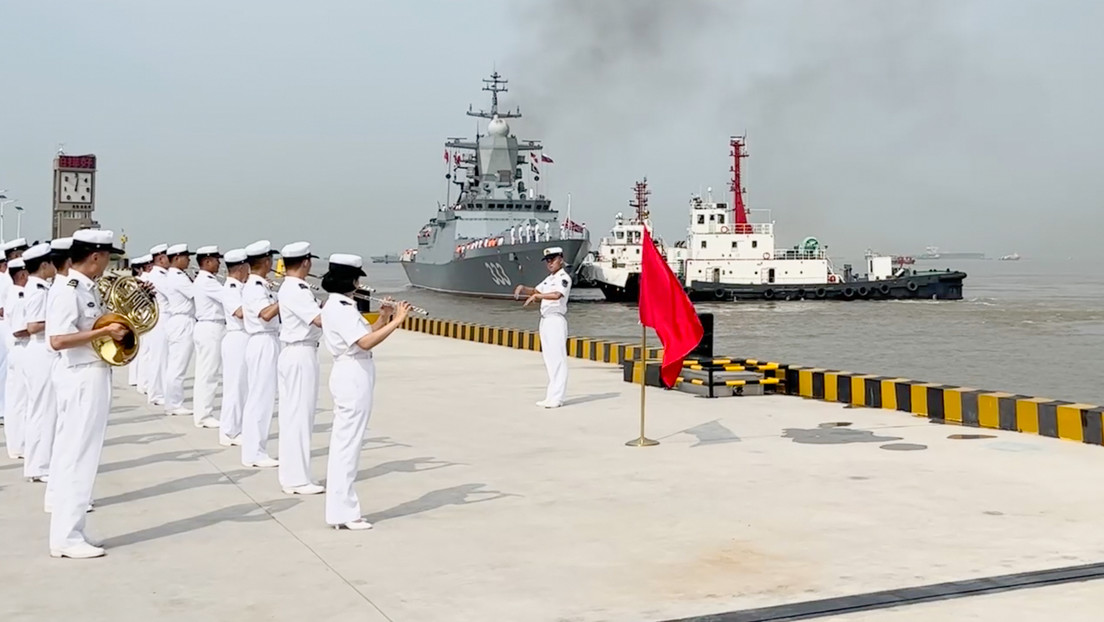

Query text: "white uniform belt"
[167, 312, 195, 318]
[283, 340, 319, 347]
[336, 352, 372, 361]
[197, 318, 225, 323]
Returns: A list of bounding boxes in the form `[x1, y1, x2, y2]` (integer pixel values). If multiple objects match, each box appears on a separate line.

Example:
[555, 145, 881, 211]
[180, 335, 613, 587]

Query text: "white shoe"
[27, 475, 48, 483]
[149, 398, 165, 406]
[167, 408, 193, 417]
[541, 401, 562, 409]
[243, 457, 279, 468]
[219, 434, 242, 447]
[283, 483, 325, 495]
[535, 400, 549, 407]
[50, 542, 105, 559]
[194, 417, 220, 429]
[331, 518, 373, 531]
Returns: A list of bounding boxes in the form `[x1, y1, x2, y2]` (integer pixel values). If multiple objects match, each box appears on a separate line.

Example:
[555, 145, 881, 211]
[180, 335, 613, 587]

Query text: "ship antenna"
[629, 177, 650, 222]
[729, 134, 750, 233]
[467, 70, 521, 120]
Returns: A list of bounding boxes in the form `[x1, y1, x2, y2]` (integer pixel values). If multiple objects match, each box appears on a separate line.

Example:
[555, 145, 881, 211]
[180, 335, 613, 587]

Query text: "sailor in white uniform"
[240, 240, 281, 468]
[218, 249, 249, 447]
[20, 243, 58, 483]
[125, 255, 152, 390]
[3, 258, 29, 459]
[190, 245, 225, 429]
[160, 244, 196, 416]
[143, 244, 171, 407]
[514, 246, 572, 408]
[320, 254, 411, 529]
[0, 238, 27, 438]
[46, 229, 129, 559]
[130, 254, 155, 394]
[43, 237, 96, 515]
[276, 241, 324, 495]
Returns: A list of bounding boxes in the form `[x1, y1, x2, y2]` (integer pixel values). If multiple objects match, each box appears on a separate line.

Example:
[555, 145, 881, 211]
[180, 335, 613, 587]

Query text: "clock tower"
[52, 151, 100, 238]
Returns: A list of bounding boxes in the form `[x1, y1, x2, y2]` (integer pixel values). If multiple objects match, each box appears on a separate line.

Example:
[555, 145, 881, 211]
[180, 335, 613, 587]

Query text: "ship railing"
[699, 222, 773, 235]
[769, 249, 828, 260]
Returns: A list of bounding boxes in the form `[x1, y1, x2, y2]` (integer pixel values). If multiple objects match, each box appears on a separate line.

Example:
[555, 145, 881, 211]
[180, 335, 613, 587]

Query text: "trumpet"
[90, 272, 160, 366]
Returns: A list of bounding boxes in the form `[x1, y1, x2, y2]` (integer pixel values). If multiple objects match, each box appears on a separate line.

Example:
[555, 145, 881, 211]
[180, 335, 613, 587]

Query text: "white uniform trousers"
[0, 319, 8, 424]
[4, 339, 28, 458]
[145, 320, 168, 405]
[277, 343, 320, 488]
[325, 357, 375, 525]
[219, 330, 248, 438]
[192, 320, 224, 424]
[127, 349, 139, 387]
[241, 332, 279, 464]
[163, 315, 195, 412]
[22, 338, 57, 479]
[48, 361, 111, 551]
[538, 314, 569, 405]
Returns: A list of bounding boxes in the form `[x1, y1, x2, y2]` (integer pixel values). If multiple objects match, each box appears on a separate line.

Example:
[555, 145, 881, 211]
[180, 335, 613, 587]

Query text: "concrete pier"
[3, 330, 1104, 621]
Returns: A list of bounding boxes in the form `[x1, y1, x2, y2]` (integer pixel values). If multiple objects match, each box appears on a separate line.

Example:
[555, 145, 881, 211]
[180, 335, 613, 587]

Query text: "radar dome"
[487, 115, 509, 136]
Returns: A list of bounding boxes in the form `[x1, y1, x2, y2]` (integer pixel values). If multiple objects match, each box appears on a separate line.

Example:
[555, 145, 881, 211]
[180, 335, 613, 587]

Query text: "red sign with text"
[58, 154, 96, 170]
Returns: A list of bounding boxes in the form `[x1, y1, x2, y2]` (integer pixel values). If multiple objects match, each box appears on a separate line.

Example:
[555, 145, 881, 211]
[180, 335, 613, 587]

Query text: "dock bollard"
[687, 313, 714, 360]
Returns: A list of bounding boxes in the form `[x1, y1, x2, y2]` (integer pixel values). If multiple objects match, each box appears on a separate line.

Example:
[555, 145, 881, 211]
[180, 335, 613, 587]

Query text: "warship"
[400, 72, 590, 298]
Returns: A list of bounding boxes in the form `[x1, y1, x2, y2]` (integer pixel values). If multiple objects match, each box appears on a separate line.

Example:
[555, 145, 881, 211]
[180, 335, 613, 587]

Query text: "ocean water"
[361, 259, 1104, 406]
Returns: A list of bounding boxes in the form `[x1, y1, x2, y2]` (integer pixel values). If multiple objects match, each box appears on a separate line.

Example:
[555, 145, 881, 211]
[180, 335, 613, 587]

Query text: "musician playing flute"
[320, 253, 410, 530]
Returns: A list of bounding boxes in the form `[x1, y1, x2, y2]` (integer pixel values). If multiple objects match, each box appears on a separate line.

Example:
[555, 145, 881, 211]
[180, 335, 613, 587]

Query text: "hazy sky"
[2, 0, 1101, 261]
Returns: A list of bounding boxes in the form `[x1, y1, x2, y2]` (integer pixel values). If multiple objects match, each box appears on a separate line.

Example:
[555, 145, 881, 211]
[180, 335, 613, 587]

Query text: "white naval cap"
[132, 254, 153, 265]
[280, 241, 318, 260]
[167, 243, 192, 256]
[23, 242, 51, 262]
[8, 258, 25, 270]
[542, 246, 565, 260]
[50, 237, 73, 251]
[224, 248, 248, 264]
[195, 245, 221, 257]
[73, 229, 125, 254]
[245, 239, 278, 258]
[327, 253, 367, 276]
[150, 243, 168, 255]
[2, 238, 28, 252]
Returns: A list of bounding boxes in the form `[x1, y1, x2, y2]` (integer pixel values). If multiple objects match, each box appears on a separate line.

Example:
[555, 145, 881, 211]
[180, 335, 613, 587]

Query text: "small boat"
[999, 252, 1021, 261]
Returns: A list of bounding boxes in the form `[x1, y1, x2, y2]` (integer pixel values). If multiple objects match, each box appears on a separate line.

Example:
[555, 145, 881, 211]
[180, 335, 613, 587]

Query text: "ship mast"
[466, 71, 521, 120]
[629, 178, 650, 223]
[729, 135, 751, 233]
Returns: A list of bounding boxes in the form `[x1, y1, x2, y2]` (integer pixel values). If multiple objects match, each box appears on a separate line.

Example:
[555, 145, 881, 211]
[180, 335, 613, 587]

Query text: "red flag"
[444, 149, 449, 163]
[639, 226, 704, 388]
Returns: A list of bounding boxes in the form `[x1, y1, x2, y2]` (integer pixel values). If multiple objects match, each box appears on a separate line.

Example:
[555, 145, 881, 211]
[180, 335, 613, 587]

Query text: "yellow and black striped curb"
[399, 316, 662, 365]
[786, 366, 1104, 445]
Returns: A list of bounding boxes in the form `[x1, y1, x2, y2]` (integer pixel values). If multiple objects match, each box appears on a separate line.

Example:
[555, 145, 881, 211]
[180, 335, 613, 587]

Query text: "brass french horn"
[90, 271, 160, 366]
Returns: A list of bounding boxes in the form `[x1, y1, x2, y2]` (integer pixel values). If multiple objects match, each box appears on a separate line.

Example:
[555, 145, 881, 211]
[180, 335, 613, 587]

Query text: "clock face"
[59, 172, 93, 203]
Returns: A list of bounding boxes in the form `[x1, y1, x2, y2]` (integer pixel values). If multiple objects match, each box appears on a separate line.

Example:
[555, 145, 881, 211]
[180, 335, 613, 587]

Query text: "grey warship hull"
[402, 239, 589, 298]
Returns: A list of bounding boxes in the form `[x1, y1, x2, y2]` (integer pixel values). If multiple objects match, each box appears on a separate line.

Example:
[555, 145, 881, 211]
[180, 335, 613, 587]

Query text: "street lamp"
[14, 206, 23, 238]
[0, 195, 15, 244]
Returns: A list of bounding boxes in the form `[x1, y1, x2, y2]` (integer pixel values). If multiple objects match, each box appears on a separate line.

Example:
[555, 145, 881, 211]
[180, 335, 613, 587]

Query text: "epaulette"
[17, 291, 23, 298]
[255, 281, 263, 286]
[229, 282, 238, 288]
[561, 279, 569, 287]
[339, 299, 352, 306]
[67, 279, 78, 287]
[37, 283, 47, 290]
[298, 283, 309, 290]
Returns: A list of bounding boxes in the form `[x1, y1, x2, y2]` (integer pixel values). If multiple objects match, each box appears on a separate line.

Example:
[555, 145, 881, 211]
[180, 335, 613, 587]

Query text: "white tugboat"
[580, 178, 684, 301]
[681, 136, 967, 301]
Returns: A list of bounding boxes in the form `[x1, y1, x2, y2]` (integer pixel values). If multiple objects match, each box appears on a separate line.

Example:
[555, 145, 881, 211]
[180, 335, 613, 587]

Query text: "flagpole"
[626, 323, 659, 447]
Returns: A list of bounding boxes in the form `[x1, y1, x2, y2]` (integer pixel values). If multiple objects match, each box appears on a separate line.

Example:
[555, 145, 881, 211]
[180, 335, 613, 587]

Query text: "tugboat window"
[701, 240, 707, 249]
[718, 214, 726, 223]
[752, 240, 758, 248]
[697, 215, 705, 224]
[731, 241, 738, 249]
